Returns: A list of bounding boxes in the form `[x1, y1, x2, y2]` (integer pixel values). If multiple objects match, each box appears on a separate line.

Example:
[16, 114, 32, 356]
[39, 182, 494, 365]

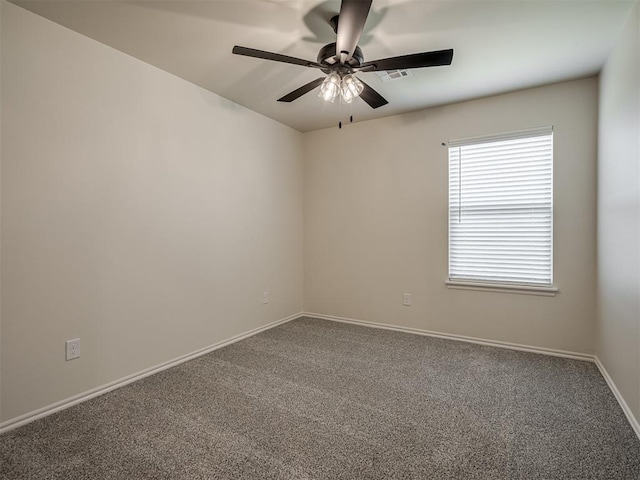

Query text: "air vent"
[375, 69, 412, 82]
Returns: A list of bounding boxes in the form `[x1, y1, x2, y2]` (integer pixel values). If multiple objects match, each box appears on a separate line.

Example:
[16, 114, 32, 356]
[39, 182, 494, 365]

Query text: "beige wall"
[0, 0, 3, 422]
[597, 1, 640, 422]
[304, 78, 598, 354]
[1, 2, 304, 422]
[2, 0, 627, 430]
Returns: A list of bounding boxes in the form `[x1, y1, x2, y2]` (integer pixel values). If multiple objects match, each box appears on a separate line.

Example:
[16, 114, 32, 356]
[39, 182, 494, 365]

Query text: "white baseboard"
[302, 312, 640, 441]
[0, 312, 302, 435]
[594, 356, 640, 440]
[302, 312, 593, 361]
[4, 311, 638, 443]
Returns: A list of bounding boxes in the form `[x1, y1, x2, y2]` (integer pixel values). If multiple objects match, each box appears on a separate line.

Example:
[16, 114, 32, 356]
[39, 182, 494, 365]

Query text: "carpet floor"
[1, 317, 639, 479]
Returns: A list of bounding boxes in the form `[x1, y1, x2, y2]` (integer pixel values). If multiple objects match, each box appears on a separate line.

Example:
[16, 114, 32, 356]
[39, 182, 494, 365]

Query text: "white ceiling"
[11, 0, 635, 132]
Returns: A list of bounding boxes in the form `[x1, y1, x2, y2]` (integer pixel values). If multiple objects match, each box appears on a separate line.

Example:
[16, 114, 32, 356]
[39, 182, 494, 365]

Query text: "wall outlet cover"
[66, 338, 81, 361]
[403, 293, 412, 306]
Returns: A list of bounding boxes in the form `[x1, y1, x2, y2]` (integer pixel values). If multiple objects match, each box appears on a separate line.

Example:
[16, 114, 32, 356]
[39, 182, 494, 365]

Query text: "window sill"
[445, 280, 558, 296]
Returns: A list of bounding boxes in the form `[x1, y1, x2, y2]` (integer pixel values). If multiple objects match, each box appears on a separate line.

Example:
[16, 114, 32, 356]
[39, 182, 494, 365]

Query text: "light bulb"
[341, 74, 364, 103]
[318, 73, 341, 102]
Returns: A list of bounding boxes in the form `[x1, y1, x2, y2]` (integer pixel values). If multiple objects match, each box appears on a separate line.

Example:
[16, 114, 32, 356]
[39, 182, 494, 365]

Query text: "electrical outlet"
[262, 291, 269, 304]
[66, 338, 81, 361]
[403, 293, 412, 306]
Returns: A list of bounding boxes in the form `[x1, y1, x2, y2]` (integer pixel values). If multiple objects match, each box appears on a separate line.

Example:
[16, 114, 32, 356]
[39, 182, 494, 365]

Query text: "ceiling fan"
[232, 0, 454, 109]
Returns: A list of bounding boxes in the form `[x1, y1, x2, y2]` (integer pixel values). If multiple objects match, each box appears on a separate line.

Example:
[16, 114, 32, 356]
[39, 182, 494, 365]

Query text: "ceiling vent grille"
[375, 69, 412, 82]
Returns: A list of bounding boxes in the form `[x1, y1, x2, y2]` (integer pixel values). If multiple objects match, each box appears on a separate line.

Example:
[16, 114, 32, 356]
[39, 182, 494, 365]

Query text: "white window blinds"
[448, 127, 553, 286]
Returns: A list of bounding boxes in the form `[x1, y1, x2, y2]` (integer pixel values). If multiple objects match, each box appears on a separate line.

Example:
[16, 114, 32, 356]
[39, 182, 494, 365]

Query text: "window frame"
[446, 126, 557, 296]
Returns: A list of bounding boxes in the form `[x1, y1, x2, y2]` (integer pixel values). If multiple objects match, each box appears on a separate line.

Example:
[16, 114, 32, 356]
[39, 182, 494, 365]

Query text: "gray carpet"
[1, 317, 639, 479]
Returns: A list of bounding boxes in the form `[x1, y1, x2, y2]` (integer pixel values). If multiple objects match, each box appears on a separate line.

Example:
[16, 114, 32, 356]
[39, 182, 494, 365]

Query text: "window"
[447, 127, 554, 292]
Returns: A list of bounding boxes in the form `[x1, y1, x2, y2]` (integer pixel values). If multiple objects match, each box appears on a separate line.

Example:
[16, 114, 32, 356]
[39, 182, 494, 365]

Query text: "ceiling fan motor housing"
[317, 43, 364, 75]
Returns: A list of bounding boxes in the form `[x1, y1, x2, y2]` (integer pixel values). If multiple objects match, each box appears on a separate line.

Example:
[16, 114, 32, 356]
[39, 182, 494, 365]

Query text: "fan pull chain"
[336, 94, 354, 129]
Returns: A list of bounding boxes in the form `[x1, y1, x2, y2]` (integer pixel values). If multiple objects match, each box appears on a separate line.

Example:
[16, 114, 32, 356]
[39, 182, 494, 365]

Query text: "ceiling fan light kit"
[318, 73, 364, 104]
[232, 0, 453, 113]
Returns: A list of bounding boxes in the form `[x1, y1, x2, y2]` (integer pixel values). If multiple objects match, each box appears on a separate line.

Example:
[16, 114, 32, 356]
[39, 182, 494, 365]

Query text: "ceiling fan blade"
[358, 79, 388, 109]
[278, 78, 326, 103]
[232, 46, 323, 69]
[335, 0, 372, 63]
[359, 49, 454, 72]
